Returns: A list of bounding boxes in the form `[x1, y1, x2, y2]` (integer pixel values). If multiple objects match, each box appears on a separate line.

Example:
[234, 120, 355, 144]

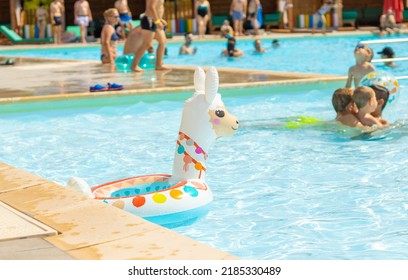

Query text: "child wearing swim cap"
[332, 88, 363, 127]
[345, 43, 376, 88]
[377, 47, 396, 67]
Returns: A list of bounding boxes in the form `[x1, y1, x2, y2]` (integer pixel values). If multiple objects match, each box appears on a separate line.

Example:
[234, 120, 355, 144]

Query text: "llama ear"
[194, 67, 205, 94]
[205, 67, 219, 104]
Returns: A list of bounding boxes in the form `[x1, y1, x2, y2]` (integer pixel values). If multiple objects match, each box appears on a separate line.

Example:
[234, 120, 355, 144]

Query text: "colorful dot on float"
[152, 193, 167, 203]
[195, 147, 203, 154]
[183, 185, 199, 197]
[170, 189, 183, 200]
[177, 145, 185, 154]
[132, 195, 146, 207]
[186, 139, 194, 146]
[194, 162, 203, 170]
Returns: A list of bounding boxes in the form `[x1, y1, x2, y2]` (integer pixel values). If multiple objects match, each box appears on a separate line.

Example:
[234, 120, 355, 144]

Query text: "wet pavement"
[0, 56, 342, 100]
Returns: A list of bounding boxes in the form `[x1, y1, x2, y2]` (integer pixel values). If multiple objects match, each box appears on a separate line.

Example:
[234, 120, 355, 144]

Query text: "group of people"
[332, 41, 397, 130]
[195, 0, 262, 38]
[100, 0, 169, 72]
[219, 36, 279, 57]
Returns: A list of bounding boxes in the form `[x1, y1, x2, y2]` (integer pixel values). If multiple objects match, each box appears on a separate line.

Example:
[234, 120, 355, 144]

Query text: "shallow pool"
[1, 83, 407, 260]
[2, 34, 408, 75]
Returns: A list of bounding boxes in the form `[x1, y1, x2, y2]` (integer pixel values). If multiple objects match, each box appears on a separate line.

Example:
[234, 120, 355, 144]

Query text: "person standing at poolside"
[129, 0, 169, 72]
[220, 19, 234, 38]
[36, 2, 49, 39]
[379, 8, 399, 36]
[100, 8, 120, 65]
[115, 0, 133, 39]
[247, 0, 260, 35]
[195, 0, 211, 39]
[345, 43, 376, 88]
[74, 0, 92, 44]
[50, 0, 64, 44]
[230, 0, 247, 36]
[313, 0, 337, 34]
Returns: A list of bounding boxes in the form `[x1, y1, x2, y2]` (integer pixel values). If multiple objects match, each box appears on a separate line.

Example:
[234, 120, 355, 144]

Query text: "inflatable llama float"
[68, 67, 239, 228]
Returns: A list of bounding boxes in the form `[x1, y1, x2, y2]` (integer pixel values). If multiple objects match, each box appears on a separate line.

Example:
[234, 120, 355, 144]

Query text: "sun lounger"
[342, 10, 359, 28]
[66, 25, 81, 40]
[0, 25, 53, 44]
[211, 14, 229, 33]
[263, 12, 282, 30]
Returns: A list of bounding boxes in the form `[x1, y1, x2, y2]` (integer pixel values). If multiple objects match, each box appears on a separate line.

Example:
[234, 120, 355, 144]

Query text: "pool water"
[1, 84, 407, 260]
[2, 34, 408, 75]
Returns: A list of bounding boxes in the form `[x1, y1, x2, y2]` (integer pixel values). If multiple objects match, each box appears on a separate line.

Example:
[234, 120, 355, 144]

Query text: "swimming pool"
[2, 34, 408, 75]
[1, 83, 407, 260]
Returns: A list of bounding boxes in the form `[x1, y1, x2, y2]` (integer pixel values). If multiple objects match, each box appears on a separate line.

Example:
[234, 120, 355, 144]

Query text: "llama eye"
[215, 110, 225, 118]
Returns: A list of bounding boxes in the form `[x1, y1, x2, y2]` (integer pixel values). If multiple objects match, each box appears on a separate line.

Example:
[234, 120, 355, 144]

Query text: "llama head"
[181, 67, 239, 146]
[172, 67, 239, 181]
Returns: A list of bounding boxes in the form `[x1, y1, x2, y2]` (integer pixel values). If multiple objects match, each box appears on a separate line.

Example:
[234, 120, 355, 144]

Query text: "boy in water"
[253, 39, 265, 53]
[353, 86, 385, 128]
[377, 47, 396, 67]
[332, 87, 363, 128]
[179, 32, 197, 55]
[345, 43, 376, 88]
[369, 84, 390, 126]
[221, 36, 243, 57]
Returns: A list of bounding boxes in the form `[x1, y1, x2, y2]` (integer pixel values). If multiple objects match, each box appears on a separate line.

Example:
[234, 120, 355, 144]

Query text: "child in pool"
[353, 86, 385, 128]
[253, 39, 265, 53]
[221, 36, 243, 57]
[332, 87, 364, 128]
[345, 43, 376, 88]
[369, 84, 390, 126]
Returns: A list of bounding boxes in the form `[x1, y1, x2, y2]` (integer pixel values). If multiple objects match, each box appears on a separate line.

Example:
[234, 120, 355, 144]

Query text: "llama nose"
[236, 120, 239, 125]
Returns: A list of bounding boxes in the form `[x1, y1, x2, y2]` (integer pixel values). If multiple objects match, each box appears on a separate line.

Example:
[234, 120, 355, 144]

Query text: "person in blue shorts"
[247, 0, 260, 35]
[230, 0, 247, 36]
[115, 0, 133, 39]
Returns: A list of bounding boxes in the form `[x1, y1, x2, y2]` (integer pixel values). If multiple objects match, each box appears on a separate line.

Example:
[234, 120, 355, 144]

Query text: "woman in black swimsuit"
[195, 0, 211, 39]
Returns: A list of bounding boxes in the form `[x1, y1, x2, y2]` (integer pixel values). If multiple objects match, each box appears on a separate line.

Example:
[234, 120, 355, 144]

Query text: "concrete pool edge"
[0, 60, 346, 106]
[0, 162, 238, 260]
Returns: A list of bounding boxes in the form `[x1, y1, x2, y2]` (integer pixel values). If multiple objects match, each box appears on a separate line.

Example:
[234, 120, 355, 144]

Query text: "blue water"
[0, 84, 408, 260]
[2, 34, 408, 75]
